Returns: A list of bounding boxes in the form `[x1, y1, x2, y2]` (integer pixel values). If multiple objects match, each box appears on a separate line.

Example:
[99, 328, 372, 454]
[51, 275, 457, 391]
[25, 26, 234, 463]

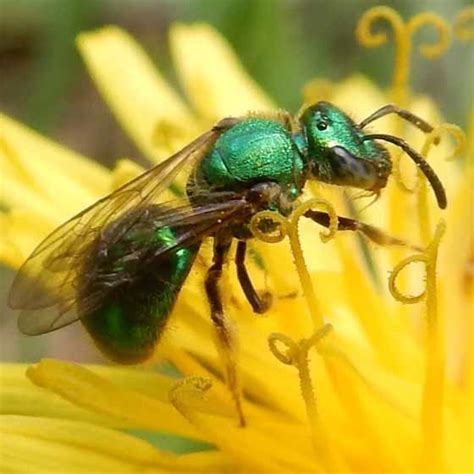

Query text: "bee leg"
[205, 236, 245, 427]
[305, 210, 420, 250]
[235, 240, 272, 314]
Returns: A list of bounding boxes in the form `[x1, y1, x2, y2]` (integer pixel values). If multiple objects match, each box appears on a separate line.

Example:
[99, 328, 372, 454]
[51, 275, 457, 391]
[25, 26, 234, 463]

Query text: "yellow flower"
[1, 6, 473, 473]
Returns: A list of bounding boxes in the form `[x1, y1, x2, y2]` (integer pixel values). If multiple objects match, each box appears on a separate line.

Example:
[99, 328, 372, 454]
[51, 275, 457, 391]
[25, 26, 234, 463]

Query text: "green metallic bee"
[8, 102, 445, 423]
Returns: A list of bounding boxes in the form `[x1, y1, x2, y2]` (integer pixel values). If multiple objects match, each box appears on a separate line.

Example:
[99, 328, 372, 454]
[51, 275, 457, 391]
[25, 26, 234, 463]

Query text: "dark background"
[1, 0, 472, 165]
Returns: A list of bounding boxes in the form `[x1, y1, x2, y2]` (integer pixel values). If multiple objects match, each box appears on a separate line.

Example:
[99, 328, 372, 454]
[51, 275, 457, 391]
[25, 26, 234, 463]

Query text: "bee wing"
[77, 196, 251, 319]
[17, 298, 78, 335]
[8, 118, 240, 333]
[16, 194, 251, 336]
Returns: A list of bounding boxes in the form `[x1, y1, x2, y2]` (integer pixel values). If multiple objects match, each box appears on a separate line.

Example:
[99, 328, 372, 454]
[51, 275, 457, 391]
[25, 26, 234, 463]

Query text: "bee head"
[300, 101, 391, 194]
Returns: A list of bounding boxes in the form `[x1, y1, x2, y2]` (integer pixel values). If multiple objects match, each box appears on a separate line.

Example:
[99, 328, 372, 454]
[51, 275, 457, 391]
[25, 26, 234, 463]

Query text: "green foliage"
[1, 0, 471, 133]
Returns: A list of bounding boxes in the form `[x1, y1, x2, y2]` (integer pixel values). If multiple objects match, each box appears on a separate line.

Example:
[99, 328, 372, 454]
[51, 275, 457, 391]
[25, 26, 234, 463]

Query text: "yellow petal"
[0, 364, 141, 429]
[77, 26, 195, 162]
[167, 403, 322, 473]
[0, 210, 57, 266]
[27, 359, 203, 439]
[170, 24, 274, 121]
[0, 113, 108, 211]
[0, 178, 54, 222]
[0, 415, 191, 473]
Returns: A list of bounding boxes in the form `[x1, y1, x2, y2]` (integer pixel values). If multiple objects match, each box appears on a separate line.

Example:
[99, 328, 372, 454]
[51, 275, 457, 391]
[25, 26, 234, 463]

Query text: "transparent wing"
[8, 119, 242, 333]
[17, 301, 78, 336]
[15, 194, 251, 336]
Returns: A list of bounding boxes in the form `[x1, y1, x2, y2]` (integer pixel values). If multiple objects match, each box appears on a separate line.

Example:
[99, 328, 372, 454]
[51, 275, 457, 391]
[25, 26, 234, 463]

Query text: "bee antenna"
[358, 104, 438, 138]
[362, 133, 447, 209]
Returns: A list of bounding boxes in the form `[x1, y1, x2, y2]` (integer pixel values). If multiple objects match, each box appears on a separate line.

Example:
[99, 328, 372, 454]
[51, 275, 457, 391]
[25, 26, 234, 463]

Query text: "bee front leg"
[235, 240, 272, 314]
[205, 236, 246, 426]
[305, 209, 419, 249]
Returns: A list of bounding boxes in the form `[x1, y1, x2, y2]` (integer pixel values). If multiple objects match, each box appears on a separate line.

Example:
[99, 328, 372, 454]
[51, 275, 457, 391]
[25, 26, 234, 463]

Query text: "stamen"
[389, 255, 427, 304]
[250, 199, 338, 329]
[356, 7, 450, 103]
[392, 156, 418, 194]
[406, 13, 450, 59]
[292, 198, 338, 244]
[454, 6, 474, 42]
[389, 221, 446, 470]
[268, 325, 348, 470]
[249, 211, 287, 244]
[363, 133, 447, 209]
[268, 332, 298, 365]
[417, 124, 465, 243]
[422, 124, 466, 162]
[169, 376, 213, 424]
[288, 199, 337, 329]
[268, 326, 333, 424]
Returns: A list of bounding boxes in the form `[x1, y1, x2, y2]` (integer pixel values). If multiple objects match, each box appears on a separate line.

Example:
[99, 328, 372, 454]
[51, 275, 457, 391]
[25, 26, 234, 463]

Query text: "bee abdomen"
[78, 206, 200, 364]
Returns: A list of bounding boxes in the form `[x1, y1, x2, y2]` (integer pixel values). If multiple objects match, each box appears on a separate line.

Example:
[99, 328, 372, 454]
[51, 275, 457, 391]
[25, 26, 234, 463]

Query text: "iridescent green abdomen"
[78, 206, 199, 364]
[194, 118, 305, 198]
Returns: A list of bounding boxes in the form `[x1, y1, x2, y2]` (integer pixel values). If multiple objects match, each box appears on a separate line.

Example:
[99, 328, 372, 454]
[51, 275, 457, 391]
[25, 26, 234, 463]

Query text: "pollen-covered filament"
[268, 324, 333, 367]
[417, 124, 465, 243]
[389, 255, 427, 304]
[250, 198, 338, 329]
[453, 6, 474, 42]
[169, 376, 213, 422]
[268, 325, 339, 459]
[356, 6, 450, 103]
[389, 221, 447, 469]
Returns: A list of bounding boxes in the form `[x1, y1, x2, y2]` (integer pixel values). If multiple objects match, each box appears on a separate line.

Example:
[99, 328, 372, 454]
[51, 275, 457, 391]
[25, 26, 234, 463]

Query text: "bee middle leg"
[235, 240, 272, 314]
[205, 236, 245, 426]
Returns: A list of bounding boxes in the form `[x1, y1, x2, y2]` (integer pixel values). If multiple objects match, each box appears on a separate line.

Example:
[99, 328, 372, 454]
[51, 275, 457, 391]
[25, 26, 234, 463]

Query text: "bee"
[8, 102, 445, 425]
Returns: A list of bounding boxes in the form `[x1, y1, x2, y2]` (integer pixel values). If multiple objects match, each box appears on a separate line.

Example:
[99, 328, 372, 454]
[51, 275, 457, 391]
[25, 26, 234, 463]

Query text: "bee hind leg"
[205, 236, 245, 427]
